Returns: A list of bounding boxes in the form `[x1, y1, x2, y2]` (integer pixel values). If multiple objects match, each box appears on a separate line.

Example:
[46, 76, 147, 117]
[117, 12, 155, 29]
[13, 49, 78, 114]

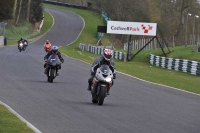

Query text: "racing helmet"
[46, 40, 50, 44]
[52, 46, 58, 53]
[103, 48, 112, 61]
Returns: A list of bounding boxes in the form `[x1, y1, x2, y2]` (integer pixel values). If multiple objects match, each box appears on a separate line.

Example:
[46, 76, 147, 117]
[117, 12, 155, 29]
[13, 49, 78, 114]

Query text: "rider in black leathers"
[44, 46, 64, 76]
[87, 48, 116, 95]
[17, 38, 28, 50]
[17, 38, 24, 50]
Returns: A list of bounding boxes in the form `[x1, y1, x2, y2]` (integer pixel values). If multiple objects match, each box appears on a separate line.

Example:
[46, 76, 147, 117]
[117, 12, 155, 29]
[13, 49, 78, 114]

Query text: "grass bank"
[5, 11, 53, 45]
[0, 104, 35, 133]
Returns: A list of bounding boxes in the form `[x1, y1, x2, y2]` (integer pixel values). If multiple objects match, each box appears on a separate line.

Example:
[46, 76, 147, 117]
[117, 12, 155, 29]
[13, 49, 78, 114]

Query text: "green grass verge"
[0, 105, 35, 133]
[5, 11, 53, 45]
[45, 3, 200, 94]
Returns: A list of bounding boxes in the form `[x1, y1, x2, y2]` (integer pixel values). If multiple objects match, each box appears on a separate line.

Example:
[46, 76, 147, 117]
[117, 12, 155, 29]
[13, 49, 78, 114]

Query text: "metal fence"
[124, 34, 200, 50]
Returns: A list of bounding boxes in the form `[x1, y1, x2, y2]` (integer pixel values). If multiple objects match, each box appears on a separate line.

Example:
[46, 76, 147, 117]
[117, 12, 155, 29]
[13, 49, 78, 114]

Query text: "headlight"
[105, 77, 111, 82]
[20, 43, 23, 46]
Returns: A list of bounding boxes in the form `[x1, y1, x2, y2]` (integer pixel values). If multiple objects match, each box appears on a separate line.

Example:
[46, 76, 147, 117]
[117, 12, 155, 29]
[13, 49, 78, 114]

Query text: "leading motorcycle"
[46, 54, 61, 83]
[90, 64, 114, 106]
[18, 41, 24, 52]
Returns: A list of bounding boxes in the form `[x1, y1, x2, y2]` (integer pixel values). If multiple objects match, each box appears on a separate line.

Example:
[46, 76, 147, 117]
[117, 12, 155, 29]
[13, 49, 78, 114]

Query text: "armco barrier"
[149, 54, 200, 75]
[79, 43, 126, 61]
[101, 12, 111, 23]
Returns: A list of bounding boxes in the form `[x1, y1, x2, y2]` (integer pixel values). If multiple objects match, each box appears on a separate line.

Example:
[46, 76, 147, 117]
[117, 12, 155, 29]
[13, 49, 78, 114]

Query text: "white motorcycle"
[91, 64, 114, 106]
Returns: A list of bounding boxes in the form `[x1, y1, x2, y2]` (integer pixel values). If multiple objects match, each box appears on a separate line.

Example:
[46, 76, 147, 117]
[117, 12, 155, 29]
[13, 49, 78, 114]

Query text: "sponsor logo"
[141, 24, 153, 33]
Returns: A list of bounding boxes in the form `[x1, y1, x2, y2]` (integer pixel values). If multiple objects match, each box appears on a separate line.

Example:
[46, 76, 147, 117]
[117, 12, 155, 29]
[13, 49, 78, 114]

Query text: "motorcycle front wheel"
[49, 68, 56, 83]
[97, 86, 107, 106]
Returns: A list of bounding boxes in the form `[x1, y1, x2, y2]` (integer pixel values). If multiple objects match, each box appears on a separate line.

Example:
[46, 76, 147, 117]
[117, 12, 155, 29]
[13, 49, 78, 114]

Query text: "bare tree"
[26, 0, 31, 21]
[174, 0, 189, 42]
[12, 0, 18, 19]
[15, 0, 23, 25]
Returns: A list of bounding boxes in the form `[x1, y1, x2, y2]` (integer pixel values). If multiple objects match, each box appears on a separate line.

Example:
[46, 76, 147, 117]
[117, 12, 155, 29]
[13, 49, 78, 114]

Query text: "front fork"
[92, 78, 113, 94]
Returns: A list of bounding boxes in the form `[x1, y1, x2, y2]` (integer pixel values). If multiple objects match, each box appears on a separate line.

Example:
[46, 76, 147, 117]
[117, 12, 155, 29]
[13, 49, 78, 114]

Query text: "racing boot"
[107, 89, 110, 95]
[44, 68, 47, 74]
[87, 83, 91, 91]
[87, 78, 92, 91]
[44, 66, 49, 74]
[107, 85, 112, 95]
[56, 70, 59, 76]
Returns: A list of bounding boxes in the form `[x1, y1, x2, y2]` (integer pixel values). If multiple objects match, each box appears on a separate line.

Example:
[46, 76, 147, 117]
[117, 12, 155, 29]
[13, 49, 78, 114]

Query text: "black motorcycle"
[18, 41, 24, 52]
[46, 54, 61, 83]
[91, 65, 114, 105]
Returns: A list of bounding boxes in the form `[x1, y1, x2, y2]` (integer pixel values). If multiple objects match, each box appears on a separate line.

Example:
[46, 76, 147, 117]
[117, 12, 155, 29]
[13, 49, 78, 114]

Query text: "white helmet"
[103, 48, 112, 61]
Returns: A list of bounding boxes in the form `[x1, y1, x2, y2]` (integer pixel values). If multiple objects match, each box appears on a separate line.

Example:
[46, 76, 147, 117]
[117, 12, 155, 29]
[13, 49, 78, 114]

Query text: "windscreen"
[47, 54, 61, 66]
[99, 65, 110, 75]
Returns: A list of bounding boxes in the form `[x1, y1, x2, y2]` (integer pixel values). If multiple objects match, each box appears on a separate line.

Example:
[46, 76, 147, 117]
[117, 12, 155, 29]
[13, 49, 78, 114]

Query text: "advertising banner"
[107, 21, 157, 36]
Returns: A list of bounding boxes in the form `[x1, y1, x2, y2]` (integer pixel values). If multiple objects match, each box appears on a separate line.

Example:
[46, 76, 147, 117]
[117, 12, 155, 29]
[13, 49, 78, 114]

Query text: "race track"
[0, 7, 200, 133]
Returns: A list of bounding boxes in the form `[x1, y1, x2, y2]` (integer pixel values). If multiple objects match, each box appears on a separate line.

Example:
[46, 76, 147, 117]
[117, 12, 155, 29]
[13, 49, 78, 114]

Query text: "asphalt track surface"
[0, 7, 200, 133]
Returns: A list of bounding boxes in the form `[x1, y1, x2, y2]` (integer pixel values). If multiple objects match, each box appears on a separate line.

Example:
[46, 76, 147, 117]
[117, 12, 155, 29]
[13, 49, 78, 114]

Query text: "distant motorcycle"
[44, 45, 51, 53]
[90, 64, 114, 105]
[18, 41, 24, 52]
[46, 54, 62, 83]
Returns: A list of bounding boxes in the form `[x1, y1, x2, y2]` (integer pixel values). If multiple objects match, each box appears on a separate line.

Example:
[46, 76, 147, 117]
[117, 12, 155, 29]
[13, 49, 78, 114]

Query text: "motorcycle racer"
[87, 48, 116, 95]
[44, 40, 52, 52]
[44, 46, 64, 76]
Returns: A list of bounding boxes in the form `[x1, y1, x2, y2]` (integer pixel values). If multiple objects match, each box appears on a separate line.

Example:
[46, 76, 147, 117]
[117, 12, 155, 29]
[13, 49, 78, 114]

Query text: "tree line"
[1, 0, 200, 46]
[93, 0, 200, 46]
[49, 0, 200, 46]
[0, 0, 43, 27]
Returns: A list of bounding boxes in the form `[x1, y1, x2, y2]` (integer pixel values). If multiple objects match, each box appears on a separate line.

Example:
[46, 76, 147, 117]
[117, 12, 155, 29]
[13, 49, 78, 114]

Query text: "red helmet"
[103, 48, 112, 61]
